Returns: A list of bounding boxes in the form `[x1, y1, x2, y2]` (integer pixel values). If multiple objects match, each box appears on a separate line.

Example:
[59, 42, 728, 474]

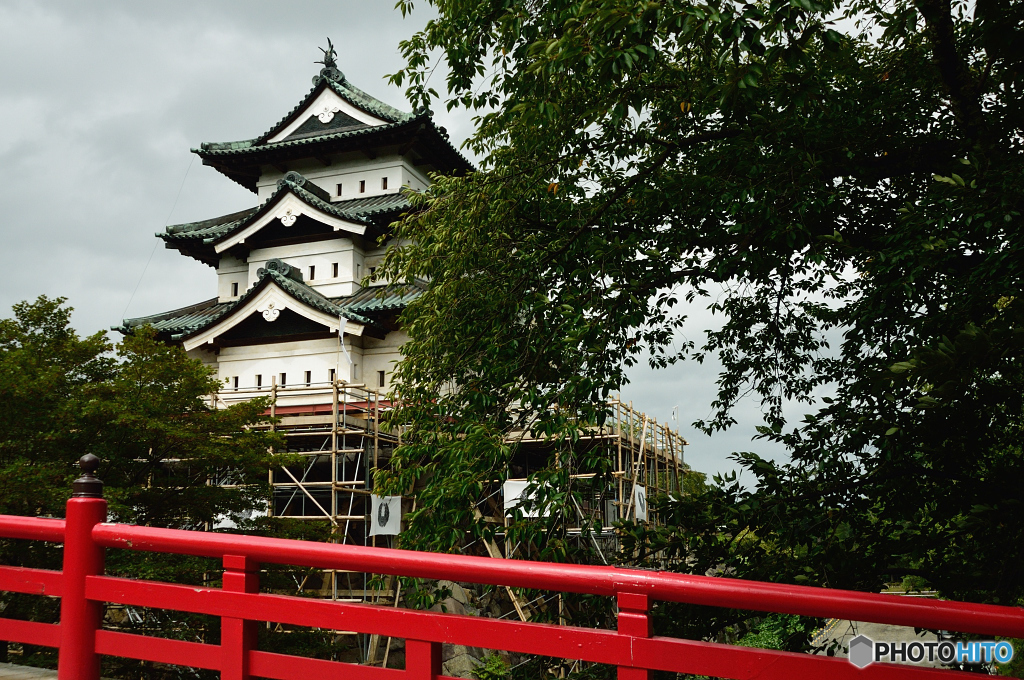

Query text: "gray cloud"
[0, 1, 787, 478]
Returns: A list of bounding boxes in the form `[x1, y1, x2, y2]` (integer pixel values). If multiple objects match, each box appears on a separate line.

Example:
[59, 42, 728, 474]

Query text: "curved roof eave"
[160, 178, 375, 247]
[173, 269, 374, 348]
[193, 116, 475, 193]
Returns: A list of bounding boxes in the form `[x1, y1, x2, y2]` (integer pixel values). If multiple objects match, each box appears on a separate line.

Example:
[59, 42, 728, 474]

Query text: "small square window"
[356, 263, 361, 278]
[369, 266, 376, 276]
[359, 180, 366, 193]
[232, 376, 239, 390]
[304, 370, 312, 386]
[377, 370, 386, 388]
[231, 282, 239, 297]
[279, 373, 287, 387]
[332, 262, 339, 278]
[255, 374, 262, 389]
[329, 368, 336, 382]
[336, 183, 343, 196]
[381, 177, 388, 190]
[308, 265, 315, 280]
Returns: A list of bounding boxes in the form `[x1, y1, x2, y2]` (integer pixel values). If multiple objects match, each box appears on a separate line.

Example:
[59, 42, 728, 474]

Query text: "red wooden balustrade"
[0, 458, 1022, 679]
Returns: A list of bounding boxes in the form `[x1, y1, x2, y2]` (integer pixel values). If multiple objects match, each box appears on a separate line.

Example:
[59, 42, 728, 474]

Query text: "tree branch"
[914, 0, 987, 142]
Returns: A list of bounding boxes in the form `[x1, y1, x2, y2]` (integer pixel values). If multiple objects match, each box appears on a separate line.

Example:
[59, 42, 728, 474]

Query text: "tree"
[0, 297, 283, 673]
[376, 0, 1024, 625]
[0, 296, 279, 529]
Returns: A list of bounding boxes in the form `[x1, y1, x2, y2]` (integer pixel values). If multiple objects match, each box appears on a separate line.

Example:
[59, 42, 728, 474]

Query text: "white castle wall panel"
[246, 238, 363, 297]
[216, 338, 359, 390]
[257, 155, 430, 202]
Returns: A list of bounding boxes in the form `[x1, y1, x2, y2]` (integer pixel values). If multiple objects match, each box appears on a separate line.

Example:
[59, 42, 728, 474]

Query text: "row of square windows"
[337, 177, 388, 195]
[229, 264, 376, 296]
[225, 369, 387, 389]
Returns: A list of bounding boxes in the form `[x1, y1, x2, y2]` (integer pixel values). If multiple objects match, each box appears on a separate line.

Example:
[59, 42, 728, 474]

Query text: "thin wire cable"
[120, 155, 195, 320]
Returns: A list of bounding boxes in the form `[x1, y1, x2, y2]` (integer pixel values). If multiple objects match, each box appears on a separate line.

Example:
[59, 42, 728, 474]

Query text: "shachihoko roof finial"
[315, 38, 345, 83]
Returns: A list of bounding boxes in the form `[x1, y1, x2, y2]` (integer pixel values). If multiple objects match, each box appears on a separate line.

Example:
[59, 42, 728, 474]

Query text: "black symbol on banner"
[377, 500, 390, 527]
[636, 490, 646, 512]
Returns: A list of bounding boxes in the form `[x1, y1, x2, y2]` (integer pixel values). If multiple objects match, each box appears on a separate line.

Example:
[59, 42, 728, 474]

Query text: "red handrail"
[0, 515, 65, 542]
[0, 468, 1021, 680]
[91, 522, 1024, 638]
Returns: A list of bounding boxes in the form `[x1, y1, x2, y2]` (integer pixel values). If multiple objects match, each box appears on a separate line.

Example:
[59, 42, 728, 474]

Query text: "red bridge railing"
[0, 456, 1022, 679]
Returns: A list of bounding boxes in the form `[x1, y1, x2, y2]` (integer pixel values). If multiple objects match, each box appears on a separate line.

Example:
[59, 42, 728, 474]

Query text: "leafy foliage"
[0, 297, 280, 526]
[474, 653, 511, 680]
[736, 613, 817, 652]
[378, 0, 1024, 639]
[0, 297, 282, 673]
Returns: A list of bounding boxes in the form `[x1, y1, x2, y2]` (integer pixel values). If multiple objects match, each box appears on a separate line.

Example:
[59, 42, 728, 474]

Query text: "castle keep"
[118, 45, 686, 569]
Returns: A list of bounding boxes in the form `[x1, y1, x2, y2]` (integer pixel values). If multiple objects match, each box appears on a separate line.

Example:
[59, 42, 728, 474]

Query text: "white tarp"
[369, 494, 402, 536]
[633, 484, 648, 522]
[502, 480, 549, 518]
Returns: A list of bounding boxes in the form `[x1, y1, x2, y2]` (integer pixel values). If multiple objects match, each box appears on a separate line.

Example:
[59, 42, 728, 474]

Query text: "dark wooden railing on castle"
[0, 456, 1022, 679]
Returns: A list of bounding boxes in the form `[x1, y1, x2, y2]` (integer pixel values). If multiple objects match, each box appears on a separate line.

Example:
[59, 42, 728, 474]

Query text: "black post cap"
[72, 454, 104, 498]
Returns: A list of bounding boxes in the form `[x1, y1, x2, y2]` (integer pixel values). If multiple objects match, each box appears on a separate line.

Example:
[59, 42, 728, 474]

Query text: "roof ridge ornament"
[314, 38, 345, 84]
[258, 258, 304, 283]
[278, 171, 332, 202]
[279, 170, 308, 189]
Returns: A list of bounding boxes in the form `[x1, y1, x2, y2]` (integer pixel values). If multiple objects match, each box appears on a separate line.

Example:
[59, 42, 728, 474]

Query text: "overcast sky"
[0, 0, 787, 480]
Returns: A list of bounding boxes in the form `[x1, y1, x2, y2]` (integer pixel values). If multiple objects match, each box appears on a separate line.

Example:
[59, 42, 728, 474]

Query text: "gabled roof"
[259, 267, 374, 328]
[254, 74, 412, 144]
[115, 277, 426, 347]
[194, 72, 473, 192]
[115, 264, 376, 349]
[161, 172, 412, 265]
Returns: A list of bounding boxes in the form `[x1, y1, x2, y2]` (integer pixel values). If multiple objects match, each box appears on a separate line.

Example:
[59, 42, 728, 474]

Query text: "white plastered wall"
[187, 346, 219, 371]
[214, 336, 363, 392]
[355, 330, 408, 390]
[256, 155, 430, 203]
[361, 239, 409, 286]
[246, 238, 364, 298]
[217, 256, 248, 302]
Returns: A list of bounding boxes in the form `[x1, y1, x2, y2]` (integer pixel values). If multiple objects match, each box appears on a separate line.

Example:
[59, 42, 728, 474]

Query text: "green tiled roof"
[327, 193, 413, 220]
[115, 268, 379, 340]
[266, 270, 374, 327]
[324, 76, 411, 125]
[191, 69, 474, 194]
[256, 75, 413, 143]
[160, 174, 411, 247]
[335, 280, 426, 315]
[114, 297, 231, 336]
[196, 75, 417, 156]
[163, 208, 258, 241]
[196, 114, 422, 156]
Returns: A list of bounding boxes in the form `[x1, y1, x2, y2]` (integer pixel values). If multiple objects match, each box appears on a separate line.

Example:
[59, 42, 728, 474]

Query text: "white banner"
[339, 316, 354, 381]
[633, 484, 648, 522]
[369, 494, 402, 536]
[502, 480, 549, 518]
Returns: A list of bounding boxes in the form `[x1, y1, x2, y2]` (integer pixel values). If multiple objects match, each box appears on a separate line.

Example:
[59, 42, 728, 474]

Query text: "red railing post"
[221, 554, 259, 680]
[406, 639, 442, 679]
[58, 455, 107, 680]
[617, 592, 652, 680]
